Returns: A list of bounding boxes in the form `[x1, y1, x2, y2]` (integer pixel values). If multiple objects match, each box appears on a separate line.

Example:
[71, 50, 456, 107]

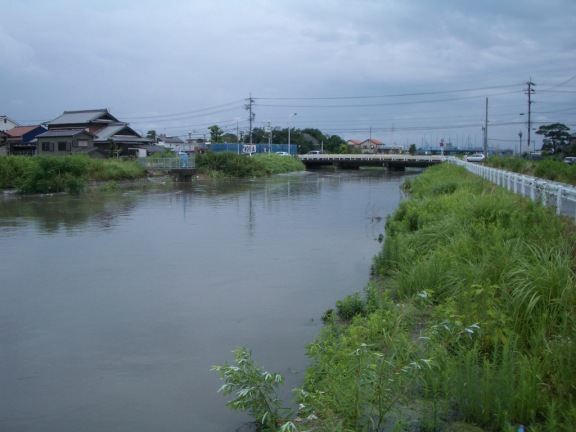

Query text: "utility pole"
[245, 94, 255, 145]
[483, 97, 488, 155]
[236, 120, 240, 154]
[267, 121, 272, 152]
[525, 79, 536, 153]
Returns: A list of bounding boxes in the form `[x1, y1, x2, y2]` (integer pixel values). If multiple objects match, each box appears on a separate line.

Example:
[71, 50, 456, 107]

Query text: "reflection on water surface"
[0, 170, 415, 431]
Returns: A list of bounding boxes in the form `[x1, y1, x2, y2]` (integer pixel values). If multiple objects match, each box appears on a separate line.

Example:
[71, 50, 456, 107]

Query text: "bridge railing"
[298, 154, 445, 162]
[451, 157, 576, 220]
[138, 157, 196, 170]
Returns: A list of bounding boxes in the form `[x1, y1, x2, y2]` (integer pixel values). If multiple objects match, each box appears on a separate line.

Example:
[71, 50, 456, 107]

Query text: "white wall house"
[0, 116, 21, 132]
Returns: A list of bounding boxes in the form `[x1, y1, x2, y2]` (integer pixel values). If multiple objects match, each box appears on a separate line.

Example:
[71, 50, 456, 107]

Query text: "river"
[0, 169, 415, 431]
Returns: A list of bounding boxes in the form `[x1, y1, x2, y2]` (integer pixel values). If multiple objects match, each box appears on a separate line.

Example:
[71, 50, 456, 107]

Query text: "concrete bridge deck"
[297, 154, 445, 169]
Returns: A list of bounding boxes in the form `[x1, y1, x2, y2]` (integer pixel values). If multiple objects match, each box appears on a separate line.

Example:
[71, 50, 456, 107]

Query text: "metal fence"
[451, 158, 576, 220]
[138, 157, 196, 170]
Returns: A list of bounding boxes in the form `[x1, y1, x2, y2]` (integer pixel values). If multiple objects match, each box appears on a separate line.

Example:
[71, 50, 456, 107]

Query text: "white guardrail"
[450, 157, 576, 220]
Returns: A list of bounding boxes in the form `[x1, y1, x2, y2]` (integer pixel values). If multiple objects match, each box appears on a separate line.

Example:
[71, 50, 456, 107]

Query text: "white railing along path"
[451, 157, 576, 220]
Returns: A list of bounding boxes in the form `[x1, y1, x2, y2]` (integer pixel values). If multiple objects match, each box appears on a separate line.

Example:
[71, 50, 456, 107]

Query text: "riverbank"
[0, 153, 305, 194]
[227, 163, 574, 431]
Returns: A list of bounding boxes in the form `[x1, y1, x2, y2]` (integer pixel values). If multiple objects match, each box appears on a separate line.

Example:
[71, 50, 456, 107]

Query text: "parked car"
[564, 156, 576, 165]
[275, 151, 290, 156]
[466, 153, 485, 162]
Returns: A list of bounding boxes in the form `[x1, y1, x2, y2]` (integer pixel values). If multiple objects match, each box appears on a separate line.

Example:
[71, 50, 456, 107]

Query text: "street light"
[288, 112, 297, 155]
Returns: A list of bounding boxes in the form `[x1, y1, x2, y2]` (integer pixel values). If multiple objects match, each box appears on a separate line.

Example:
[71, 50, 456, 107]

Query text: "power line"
[121, 100, 244, 120]
[254, 84, 520, 100]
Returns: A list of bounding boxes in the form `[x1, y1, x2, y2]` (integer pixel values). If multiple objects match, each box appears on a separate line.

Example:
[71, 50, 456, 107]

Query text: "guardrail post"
[556, 186, 563, 215]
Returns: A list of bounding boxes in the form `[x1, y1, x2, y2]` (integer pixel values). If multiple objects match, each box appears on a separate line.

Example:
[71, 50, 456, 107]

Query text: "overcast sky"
[2, 0, 575, 151]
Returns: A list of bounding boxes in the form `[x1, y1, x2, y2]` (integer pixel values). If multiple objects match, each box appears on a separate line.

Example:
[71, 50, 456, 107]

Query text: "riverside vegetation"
[213, 163, 576, 431]
[0, 152, 305, 194]
[195, 152, 305, 178]
[0, 154, 147, 194]
[485, 155, 576, 186]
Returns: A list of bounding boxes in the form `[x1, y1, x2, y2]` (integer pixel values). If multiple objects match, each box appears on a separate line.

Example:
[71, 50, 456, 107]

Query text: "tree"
[208, 125, 224, 143]
[221, 133, 238, 143]
[146, 130, 157, 141]
[408, 144, 417, 155]
[326, 135, 346, 153]
[247, 127, 268, 144]
[536, 123, 571, 154]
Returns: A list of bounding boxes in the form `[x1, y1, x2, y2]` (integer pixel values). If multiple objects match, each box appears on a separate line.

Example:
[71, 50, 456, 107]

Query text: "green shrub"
[0, 155, 36, 189]
[197, 152, 304, 177]
[0, 155, 146, 194]
[212, 347, 296, 431]
[336, 293, 366, 320]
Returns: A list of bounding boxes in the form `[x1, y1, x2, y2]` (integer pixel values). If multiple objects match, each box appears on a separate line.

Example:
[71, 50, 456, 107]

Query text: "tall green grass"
[0, 155, 146, 194]
[300, 163, 576, 431]
[0, 155, 36, 189]
[196, 152, 305, 177]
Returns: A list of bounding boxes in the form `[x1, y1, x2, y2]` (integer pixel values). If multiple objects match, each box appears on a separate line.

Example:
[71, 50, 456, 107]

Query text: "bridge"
[138, 158, 196, 180]
[297, 154, 445, 170]
[138, 154, 445, 178]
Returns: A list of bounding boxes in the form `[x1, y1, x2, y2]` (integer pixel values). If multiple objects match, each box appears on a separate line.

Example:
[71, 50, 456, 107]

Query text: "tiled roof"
[94, 123, 134, 140]
[158, 135, 184, 144]
[5, 126, 43, 137]
[362, 138, 383, 145]
[46, 109, 119, 126]
[36, 129, 93, 138]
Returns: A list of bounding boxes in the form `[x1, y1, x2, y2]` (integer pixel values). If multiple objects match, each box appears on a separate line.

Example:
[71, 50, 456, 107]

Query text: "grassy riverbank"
[0, 155, 147, 194]
[196, 152, 305, 178]
[297, 163, 576, 431]
[0, 153, 305, 194]
[214, 163, 575, 432]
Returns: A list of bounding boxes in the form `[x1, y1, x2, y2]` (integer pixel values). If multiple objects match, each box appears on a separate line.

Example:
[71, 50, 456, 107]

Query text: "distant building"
[346, 139, 362, 151]
[5, 125, 47, 156]
[42, 109, 153, 157]
[157, 134, 185, 150]
[35, 129, 105, 157]
[360, 138, 383, 154]
[0, 115, 21, 132]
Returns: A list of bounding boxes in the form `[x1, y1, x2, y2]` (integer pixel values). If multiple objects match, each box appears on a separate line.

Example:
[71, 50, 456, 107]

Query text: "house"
[43, 109, 151, 157]
[35, 129, 107, 158]
[0, 115, 21, 132]
[5, 125, 47, 156]
[360, 138, 383, 154]
[346, 139, 362, 150]
[157, 134, 185, 150]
